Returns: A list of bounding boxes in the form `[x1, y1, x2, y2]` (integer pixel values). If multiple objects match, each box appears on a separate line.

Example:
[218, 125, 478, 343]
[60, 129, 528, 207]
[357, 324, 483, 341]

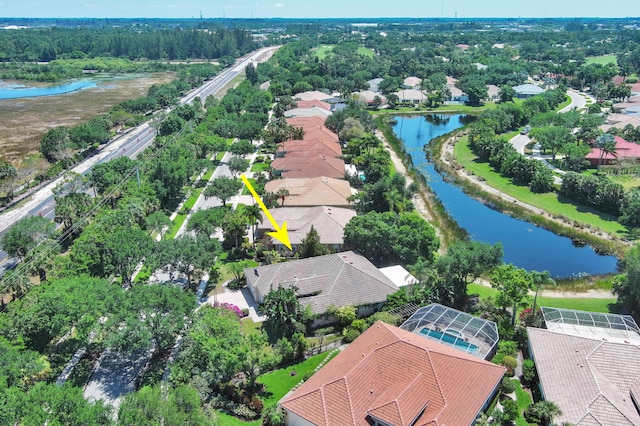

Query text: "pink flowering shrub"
[214, 302, 245, 318]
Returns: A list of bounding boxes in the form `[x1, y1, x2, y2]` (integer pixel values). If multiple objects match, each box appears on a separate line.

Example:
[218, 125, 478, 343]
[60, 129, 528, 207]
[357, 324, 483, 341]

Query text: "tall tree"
[491, 263, 534, 326]
[203, 176, 242, 207]
[298, 226, 329, 258]
[262, 284, 306, 341]
[1, 216, 56, 260]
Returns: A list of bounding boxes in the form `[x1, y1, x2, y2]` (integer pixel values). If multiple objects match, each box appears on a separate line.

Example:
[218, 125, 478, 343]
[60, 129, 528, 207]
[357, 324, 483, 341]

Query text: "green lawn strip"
[241, 179, 257, 195]
[585, 55, 618, 66]
[240, 318, 263, 336]
[467, 283, 616, 313]
[250, 162, 269, 173]
[216, 412, 260, 426]
[216, 151, 227, 162]
[257, 351, 339, 407]
[165, 186, 204, 239]
[513, 379, 533, 426]
[357, 46, 375, 58]
[554, 94, 572, 111]
[454, 137, 627, 237]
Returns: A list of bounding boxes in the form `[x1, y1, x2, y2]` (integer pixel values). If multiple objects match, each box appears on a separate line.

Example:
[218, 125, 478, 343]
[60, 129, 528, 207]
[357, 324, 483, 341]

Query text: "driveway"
[204, 281, 266, 322]
[510, 133, 531, 155]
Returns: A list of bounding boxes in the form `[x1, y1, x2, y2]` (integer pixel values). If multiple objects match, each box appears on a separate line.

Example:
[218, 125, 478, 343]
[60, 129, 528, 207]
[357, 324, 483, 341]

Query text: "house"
[301, 126, 339, 143]
[486, 84, 501, 101]
[284, 106, 332, 119]
[244, 251, 398, 315]
[585, 135, 640, 166]
[271, 155, 346, 179]
[367, 77, 384, 92]
[294, 90, 335, 102]
[513, 83, 545, 98]
[612, 96, 640, 113]
[396, 89, 427, 104]
[601, 113, 640, 132]
[403, 76, 422, 89]
[275, 139, 342, 159]
[286, 116, 326, 129]
[256, 206, 356, 251]
[264, 176, 355, 208]
[528, 307, 640, 425]
[355, 90, 386, 106]
[281, 321, 505, 426]
[295, 100, 331, 111]
[446, 86, 468, 103]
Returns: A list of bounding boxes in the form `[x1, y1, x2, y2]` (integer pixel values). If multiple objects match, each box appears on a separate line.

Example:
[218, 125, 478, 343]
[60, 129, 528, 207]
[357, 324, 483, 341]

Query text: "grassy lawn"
[313, 44, 335, 59]
[241, 178, 257, 196]
[467, 283, 617, 313]
[583, 170, 640, 190]
[513, 379, 533, 426]
[241, 318, 263, 335]
[357, 46, 375, 58]
[585, 54, 618, 66]
[216, 151, 227, 162]
[257, 351, 339, 407]
[250, 162, 270, 173]
[454, 137, 627, 237]
[165, 184, 204, 239]
[555, 94, 572, 111]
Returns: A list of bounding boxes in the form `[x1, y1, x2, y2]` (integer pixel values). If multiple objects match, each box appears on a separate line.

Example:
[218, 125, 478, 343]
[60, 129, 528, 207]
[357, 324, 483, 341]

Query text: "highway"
[0, 46, 279, 275]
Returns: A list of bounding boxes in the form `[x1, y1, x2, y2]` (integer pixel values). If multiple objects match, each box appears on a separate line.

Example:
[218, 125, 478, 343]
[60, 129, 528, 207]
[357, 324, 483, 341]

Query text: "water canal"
[0, 79, 96, 100]
[392, 114, 618, 278]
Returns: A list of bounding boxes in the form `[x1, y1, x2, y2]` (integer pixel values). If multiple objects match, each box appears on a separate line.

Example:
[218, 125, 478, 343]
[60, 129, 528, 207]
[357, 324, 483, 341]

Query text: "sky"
[0, 0, 638, 19]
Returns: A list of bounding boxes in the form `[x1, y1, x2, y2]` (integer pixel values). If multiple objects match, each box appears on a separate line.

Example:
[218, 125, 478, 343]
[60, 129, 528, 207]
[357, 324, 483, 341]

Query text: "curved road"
[0, 46, 279, 274]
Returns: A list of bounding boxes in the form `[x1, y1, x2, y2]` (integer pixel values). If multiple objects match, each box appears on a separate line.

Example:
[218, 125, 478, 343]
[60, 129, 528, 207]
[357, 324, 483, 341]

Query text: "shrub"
[500, 377, 517, 395]
[501, 356, 518, 376]
[275, 338, 294, 364]
[522, 359, 536, 384]
[366, 311, 401, 326]
[342, 328, 361, 343]
[302, 370, 314, 382]
[502, 398, 518, 421]
[350, 319, 368, 333]
[497, 340, 518, 358]
[242, 308, 249, 317]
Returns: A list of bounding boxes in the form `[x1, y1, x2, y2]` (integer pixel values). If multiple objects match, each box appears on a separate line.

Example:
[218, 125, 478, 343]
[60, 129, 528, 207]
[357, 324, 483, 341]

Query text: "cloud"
[274, 3, 284, 7]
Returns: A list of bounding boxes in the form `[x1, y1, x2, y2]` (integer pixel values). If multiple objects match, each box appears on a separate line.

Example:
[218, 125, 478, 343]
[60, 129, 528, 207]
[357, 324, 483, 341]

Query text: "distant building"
[585, 135, 640, 166]
[264, 176, 355, 209]
[513, 83, 545, 98]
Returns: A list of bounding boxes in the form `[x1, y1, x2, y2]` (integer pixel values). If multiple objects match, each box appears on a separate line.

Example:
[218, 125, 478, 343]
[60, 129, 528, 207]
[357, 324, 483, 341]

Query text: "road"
[0, 46, 279, 275]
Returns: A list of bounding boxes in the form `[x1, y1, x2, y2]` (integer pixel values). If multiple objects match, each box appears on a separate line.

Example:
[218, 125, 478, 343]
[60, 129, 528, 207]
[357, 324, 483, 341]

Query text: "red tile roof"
[296, 100, 332, 111]
[281, 322, 505, 426]
[277, 139, 342, 158]
[286, 116, 327, 128]
[271, 155, 345, 179]
[585, 136, 640, 165]
[302, 126, 340, 143]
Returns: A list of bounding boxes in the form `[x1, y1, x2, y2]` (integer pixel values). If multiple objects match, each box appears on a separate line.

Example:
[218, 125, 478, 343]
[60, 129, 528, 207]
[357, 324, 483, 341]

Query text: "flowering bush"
[214, 302, 245, 318]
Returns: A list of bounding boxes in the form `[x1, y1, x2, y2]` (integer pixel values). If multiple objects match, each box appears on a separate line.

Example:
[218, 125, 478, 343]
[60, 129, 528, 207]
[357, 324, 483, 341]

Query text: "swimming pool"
[419, 327, 479, 353]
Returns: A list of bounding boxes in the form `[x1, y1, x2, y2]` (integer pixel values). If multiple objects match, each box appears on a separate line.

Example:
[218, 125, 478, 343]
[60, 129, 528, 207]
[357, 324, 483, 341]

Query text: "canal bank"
[381, 114, 620, 278]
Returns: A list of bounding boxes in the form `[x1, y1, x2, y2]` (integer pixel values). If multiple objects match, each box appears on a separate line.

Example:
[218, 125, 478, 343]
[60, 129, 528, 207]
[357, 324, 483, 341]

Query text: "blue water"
[419, 327, 479, 353]
[0, 80, 96, 100]
[392, 114, 619, 278]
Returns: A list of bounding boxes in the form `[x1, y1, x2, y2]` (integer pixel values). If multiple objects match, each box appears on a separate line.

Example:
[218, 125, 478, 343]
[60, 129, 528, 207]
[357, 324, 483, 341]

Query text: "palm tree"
[245, 203, 263, 248]
[595, 133, 617, 173]
[531, 270, 556, 314]
[276, 188, 289, 207]
[526, 401, 562, 425]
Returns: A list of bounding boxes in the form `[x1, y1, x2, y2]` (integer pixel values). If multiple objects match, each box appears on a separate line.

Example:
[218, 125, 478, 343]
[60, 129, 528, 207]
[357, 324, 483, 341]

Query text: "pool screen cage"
[541, 307, 640, 343]
[400, 303, 499, 359]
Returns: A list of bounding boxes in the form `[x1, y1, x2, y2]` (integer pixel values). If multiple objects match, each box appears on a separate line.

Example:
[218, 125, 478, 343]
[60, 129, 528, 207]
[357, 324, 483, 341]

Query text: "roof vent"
[349, 262, 353, 265]
[254, 269, 259, 276]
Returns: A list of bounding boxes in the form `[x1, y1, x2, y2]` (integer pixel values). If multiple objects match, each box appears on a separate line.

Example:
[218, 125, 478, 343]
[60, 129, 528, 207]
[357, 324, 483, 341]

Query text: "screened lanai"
[541, 307, 640, 345]
[400, 304, 499, 359]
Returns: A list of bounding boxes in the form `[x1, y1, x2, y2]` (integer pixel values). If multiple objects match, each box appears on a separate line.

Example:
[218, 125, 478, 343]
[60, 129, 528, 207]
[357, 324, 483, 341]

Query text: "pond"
[392, 114, 618, 278]
[0, 79, 96, 100]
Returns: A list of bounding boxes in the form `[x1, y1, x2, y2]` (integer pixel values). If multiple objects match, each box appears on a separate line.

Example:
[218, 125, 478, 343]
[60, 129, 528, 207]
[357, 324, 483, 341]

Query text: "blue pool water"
[420, 327, 479, 353]
[0, 80, 96, 100]
[392, 114, 619, 278]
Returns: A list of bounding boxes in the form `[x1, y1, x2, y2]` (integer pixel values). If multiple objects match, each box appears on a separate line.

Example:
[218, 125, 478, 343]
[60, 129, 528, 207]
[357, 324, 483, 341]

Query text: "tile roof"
[528, 327, 640, 425]
[302, 126, 340, 143]
[585, 136, 640, 162]
[244, 251, 399, 314]
[296, 100, 332, 111]
[286, 116, 327, 128]
[356, 90, 386, 104]
[264, 177, 355, 208]
[602, 113, 640, 131]
[277, 139, 342, 158]
[284, 106, 332, 119]
[281, 322, 505, 425]
[257, 206, 356, 246]
[404, 76, 422, 88]
[271, 155, 345, 179]
[513, 83, 545, 95]
[396, 89, 427, 102]
[294, 90, 335, 101]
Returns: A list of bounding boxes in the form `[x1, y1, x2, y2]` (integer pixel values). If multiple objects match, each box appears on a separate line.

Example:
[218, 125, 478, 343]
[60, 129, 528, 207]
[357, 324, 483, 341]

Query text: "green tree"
[620, 189, 640, 228]
[40, 126, 73, 162]
[145, 211, 171, 237]
[1, 269, 34, 299]
[262, 284, 306, 341]
[524, 401, 562, 426]
[228, 156, 250, 177]
[499, 85, 515, 103]
[1, 215, 56, 259]
[245, 203, 263, 248]
[459, 77, 488, 106]
[491, 264, 534, 326]
[103, 226, 154, 286]
[612, 247, 640, 314]
[298, 226, 329, 258]
[529, 126, 574, 162]
[203, 176, 242, 207]
[595, 133, 617, 172]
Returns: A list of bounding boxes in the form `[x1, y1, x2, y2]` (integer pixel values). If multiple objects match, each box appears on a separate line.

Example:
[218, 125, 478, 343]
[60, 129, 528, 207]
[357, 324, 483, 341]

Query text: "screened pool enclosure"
[400, 304, 499, 359]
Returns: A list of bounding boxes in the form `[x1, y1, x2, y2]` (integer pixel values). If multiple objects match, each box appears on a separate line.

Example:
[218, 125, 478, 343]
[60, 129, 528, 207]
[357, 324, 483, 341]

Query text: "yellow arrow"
[240, 174, 292, 250]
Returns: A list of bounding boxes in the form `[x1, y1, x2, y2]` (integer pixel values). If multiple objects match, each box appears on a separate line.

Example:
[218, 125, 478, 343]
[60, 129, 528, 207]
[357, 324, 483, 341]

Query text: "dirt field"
[0, 73, 176, 163]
